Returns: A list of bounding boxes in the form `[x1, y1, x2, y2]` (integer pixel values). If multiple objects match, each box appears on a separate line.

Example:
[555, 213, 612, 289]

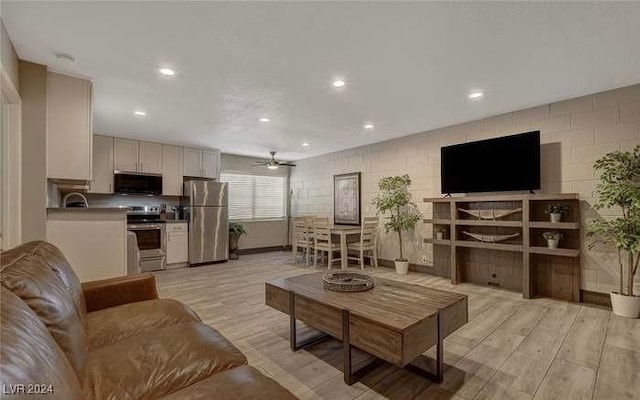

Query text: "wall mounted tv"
[441, 131, 541, 194]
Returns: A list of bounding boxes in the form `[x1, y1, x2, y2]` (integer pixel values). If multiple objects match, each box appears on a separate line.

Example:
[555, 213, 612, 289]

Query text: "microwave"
[114, 172, 163, 195]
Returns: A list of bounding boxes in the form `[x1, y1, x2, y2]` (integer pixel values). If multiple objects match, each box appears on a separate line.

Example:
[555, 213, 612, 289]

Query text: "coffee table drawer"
[265, 283, 289, 314]
[294, 295, 342, 339]
[349, 314, 402, 366]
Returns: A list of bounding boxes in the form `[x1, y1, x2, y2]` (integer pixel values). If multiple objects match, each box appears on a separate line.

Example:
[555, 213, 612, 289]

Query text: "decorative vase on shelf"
[543, 231, 562, 249]
[435, 232, 444, 240]
[546, 239, 559, 249]
[550, 213, 562, 223]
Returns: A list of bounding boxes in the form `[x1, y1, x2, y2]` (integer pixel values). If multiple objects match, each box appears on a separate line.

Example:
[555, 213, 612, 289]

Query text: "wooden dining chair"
[313, 217, 341, 269]
[347, 217, 379, 269]
[292, 216, 312, 266]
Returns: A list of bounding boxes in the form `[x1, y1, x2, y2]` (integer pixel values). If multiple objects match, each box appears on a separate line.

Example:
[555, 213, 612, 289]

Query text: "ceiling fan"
[251, 151, 296, 169]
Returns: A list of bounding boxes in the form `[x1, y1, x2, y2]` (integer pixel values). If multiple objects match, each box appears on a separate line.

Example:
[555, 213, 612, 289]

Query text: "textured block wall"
[290, 84, 640, 294]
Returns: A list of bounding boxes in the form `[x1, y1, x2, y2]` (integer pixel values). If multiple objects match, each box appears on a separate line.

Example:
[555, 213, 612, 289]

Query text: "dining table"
[330, 225, 362, 269]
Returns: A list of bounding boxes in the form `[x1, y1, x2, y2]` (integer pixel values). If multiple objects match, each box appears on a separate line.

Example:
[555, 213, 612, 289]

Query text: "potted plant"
[435, 226, 446, 240]
[545, 204, 568, 223]
[543, 231, 562, 249]
[588, 145, 640, 318]
[228, 222, 247, 260]
[372, 175, 422, 275]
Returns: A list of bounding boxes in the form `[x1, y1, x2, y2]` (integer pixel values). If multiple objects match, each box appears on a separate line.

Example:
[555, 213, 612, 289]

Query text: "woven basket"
[323, 272, 374, 292]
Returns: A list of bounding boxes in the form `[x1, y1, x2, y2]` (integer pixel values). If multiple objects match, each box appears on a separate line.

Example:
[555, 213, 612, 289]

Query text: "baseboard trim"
[580, 290, 612, 308]
[239, 246, 289, 255]
[374, 258, 438, 275]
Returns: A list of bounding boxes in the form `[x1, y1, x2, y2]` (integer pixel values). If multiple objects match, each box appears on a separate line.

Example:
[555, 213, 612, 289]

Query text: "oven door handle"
[127, 224, 165, 230]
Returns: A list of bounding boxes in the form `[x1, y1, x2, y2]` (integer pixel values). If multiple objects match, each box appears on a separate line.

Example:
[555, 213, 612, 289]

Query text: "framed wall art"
[333, 172, 361, 225]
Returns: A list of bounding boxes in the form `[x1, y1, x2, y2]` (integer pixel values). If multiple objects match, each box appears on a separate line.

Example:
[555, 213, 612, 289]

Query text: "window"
[220, 173, 287, 220]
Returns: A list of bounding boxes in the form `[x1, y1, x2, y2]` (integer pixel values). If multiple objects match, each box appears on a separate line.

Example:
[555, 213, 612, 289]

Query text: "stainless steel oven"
[127, 206, 166, 271]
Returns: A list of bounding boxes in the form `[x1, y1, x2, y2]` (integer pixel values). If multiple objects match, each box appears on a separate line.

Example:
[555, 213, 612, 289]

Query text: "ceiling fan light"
[267, 164, 279, 170]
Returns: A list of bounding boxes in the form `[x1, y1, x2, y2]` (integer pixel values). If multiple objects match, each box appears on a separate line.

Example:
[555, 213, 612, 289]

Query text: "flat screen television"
[441, 131, 540, 194]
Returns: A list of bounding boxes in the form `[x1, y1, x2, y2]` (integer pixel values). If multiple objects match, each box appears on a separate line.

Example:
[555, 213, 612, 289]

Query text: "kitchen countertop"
[47, 207, 130, 213]
[165, 219, 189, 223]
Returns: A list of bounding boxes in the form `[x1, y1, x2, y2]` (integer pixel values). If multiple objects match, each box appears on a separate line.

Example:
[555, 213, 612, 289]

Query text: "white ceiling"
[4, 1, 640, 161]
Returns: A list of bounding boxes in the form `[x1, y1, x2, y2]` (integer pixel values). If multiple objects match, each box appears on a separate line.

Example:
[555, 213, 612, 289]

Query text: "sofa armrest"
[82, 273, 159, 312]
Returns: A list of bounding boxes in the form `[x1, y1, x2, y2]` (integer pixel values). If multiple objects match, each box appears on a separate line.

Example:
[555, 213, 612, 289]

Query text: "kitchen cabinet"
[162, 145, 183, 195]
[183, 148, 202, 177]
[139, 142, 163, 174]
[183, 147, 220, 179]
[89, 135, 114, 193]
[47, 72, 93, 181]
[114, 138, 139, 172]
[166, 223, 188, 264]
[202, 149, 220, 179]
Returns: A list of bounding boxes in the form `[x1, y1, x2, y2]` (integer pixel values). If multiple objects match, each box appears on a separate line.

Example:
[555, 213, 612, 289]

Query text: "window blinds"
[220, 173, 286, 220]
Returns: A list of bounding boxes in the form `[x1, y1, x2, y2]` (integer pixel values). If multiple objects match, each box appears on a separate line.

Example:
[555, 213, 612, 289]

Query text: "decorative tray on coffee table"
[322, 272, 375, 292]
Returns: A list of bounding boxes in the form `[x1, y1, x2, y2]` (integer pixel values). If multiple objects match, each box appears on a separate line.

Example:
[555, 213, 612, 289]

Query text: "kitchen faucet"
[62, 192, 89, 208]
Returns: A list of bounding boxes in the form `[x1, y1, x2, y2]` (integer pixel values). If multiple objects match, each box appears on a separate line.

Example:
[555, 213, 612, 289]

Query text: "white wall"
[290, 84, 640, 294]
[19, 61, 47, 242]
[0, 20, 19, 91]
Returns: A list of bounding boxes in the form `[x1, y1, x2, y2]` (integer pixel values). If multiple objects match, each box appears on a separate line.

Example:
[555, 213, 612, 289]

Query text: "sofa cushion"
[87, 298, 201, 348]
[160, 365, 298, 400]
[82, 322, 247, 400]
[1, 241, 89, 376]
[0, 287, 82, 400]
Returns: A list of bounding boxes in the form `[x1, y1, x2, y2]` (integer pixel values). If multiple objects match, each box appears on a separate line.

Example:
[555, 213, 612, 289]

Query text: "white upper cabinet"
[162, 145, 183, 196]
[46, 72, 93, 181]
[202, 149, 220, 179]
[183, 148, 202, 177]
[113, 138, 139, 172]
[89, 135, 114, 194]
[183, 147, 220, 179]
[139, 141, 163, 174]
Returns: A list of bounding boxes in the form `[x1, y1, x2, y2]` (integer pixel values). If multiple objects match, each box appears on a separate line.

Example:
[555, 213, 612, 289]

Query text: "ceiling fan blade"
[251, 163, 268, 166]
[279, 163, 297, 167]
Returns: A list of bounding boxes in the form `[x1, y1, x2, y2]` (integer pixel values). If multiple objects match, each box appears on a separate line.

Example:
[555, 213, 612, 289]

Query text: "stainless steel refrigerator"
[184, 180, 228, 265]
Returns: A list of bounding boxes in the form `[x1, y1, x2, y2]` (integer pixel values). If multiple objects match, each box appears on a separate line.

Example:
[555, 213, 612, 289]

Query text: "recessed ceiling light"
[159, 68, 175, 76]
[332, 80, 346, 88]
[363, 123, 375, 130]
[134, 111, 146, 116]
[302, 142, 310, 147]
[259, 117, 270, 123]
[468, 91, 484, 100]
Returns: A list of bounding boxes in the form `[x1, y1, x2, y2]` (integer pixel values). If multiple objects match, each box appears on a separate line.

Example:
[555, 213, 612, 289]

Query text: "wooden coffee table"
[265, 272, 468, 385]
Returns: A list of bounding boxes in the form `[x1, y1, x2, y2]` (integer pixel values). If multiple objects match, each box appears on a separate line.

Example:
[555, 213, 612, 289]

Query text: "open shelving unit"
[424, 193, 581, 301]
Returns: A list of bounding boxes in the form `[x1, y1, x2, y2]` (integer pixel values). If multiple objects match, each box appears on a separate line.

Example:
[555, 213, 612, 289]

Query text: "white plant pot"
[395, 260, 409, 275]
[550, 213, 562, 223]
[546, 239, 559, 249]
[435, 232, 444, 240]
[610, 291, 640, 318]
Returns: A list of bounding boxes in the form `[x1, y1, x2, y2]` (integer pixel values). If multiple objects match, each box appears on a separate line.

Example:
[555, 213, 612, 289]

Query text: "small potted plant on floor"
[545, 204, 568, 223]
[228, 222, 247, 260]
[372, 175, 422, 275]
[435, 226, 446, 241]
[543, 231, 563, 249]
[588, 145, 640, 318]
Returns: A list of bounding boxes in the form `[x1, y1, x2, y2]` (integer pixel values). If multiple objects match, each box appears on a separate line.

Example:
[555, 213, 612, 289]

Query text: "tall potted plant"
[228, 222, 247, 260]
[587, 145, 640, 318]
[372, 175, 422, 275]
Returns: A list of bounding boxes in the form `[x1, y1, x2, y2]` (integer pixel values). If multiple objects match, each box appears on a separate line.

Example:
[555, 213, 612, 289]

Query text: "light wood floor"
[154, 252, 639, 400]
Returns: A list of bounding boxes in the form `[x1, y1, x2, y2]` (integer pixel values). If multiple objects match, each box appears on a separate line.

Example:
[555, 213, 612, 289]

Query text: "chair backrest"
[313, 217, 331, 243]
[361, 217, 379, 243]
[293, 217, 309, 241]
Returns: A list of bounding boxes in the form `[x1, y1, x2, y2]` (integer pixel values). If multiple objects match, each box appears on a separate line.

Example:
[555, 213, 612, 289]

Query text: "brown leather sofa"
[1, 241, 297, 400]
